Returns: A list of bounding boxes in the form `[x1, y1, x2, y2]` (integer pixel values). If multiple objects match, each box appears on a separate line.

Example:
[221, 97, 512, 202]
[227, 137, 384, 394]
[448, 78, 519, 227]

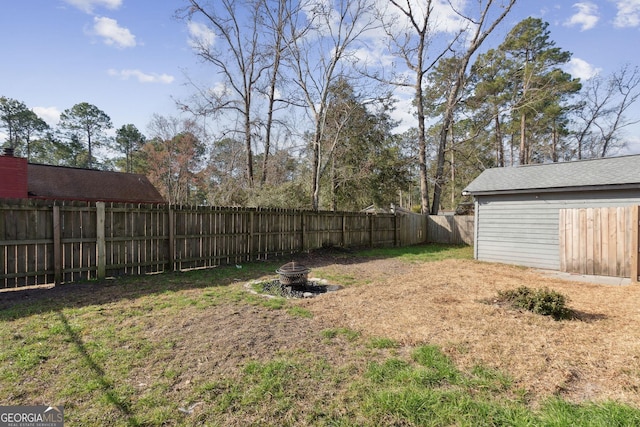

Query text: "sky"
[1, 0, 640, 154]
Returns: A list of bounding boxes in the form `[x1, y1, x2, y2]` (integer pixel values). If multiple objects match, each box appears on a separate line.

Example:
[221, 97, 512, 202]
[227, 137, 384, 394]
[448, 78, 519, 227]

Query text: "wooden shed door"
[559, 206, 639, 280]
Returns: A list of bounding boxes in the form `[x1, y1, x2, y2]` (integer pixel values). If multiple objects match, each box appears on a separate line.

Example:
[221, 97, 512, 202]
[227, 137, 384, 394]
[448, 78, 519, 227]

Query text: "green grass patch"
[367, 337, 399, 349]
[539, 398, 640, 426]
[362, 344, 638, 426]
[358, 243, 473, 262]
[287, 306, 313, 318]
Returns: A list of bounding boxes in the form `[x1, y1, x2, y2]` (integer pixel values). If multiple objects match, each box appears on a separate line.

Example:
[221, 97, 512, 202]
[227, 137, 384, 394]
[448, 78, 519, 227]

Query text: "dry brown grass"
[298, 258, 640, 407]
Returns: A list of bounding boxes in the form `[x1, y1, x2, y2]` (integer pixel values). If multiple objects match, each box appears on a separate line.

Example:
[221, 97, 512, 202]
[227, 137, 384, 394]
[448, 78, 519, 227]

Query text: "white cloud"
[208, 82, 229, 98]
[92, 16, 136, 48]
[188, 21, 216, 49]
[389, 95, 415, 134]
[108, 69, 175, 84]
[64, 0, 122, 14]
[432, 0, 468, 34]
[620, 133, 640, 155]
[564, 2, 599, 31]
[613, 0, 640, 28]
[565, 57, 601, 80]
[348, 43, 395, 69]
[386, 83, 418, 134]
[33, 106, 61, 127]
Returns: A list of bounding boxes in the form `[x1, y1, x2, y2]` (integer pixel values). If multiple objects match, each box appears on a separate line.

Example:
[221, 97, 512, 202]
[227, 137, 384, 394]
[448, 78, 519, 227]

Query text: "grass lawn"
[1, 244, 639, 426]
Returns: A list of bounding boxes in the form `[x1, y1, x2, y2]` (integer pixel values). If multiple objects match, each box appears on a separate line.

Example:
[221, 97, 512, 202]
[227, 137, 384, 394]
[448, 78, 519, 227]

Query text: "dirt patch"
[298, 258, 640, 407]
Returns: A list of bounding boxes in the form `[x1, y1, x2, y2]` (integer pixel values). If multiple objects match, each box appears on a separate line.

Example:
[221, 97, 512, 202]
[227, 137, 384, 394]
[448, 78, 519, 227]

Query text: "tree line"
[2, 1, 639, 213]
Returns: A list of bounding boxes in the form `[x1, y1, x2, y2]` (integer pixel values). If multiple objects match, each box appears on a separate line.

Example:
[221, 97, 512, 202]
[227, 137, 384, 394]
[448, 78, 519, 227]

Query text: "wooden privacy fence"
[559, 206, 640, 281]
[427, 215, 475, 245]
[0, 199, 428, 289]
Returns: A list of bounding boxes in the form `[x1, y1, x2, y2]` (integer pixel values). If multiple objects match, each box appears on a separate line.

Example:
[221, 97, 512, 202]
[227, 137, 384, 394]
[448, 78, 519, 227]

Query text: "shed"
[462, 155, 640, 270]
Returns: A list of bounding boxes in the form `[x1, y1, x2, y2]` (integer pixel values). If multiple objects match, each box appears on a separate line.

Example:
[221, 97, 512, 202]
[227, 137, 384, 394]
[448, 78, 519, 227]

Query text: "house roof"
[463, 155, 640, 196]
[27, 164, 165, 203]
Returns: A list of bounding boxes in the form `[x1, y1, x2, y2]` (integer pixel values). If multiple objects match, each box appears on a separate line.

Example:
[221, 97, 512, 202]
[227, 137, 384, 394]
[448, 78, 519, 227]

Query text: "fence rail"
[1, 199, 431, 289]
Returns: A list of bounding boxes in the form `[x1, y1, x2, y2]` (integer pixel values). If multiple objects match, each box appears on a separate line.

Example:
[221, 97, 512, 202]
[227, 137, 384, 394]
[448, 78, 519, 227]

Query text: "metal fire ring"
[276, 262, 310, 286]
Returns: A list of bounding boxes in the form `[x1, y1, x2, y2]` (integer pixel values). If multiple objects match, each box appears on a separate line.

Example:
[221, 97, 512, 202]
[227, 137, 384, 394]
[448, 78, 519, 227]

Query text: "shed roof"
[463, 155, 640, 196]
[27, 164, 165, 203]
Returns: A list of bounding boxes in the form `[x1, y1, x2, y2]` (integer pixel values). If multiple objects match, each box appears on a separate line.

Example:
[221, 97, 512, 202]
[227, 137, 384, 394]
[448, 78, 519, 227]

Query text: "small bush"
[496, 286, 571, 320]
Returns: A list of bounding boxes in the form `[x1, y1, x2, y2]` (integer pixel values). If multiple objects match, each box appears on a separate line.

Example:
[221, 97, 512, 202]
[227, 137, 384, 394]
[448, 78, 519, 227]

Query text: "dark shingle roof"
[28, 164, 165, 203]
[463, 155, 640, 195]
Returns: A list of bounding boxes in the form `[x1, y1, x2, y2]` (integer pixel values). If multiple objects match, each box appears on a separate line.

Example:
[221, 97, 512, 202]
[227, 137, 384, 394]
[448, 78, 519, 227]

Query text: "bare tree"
[285, 0, 377, 210]
[374, 0, 451, 214]
[573, 64, 640, 158]
[430, 0, 516, 214]
[178, 0, 270, 189]
[259, 0, 297, 185]
[376, 0, 515, 214]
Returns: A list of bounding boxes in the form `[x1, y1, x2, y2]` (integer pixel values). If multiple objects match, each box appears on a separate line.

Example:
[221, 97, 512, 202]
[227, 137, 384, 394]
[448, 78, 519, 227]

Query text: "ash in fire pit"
[249, 262, 341, 298]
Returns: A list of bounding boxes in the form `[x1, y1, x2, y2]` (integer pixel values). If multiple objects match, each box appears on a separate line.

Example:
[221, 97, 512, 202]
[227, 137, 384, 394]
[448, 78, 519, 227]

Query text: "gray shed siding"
[475, 190, 640, 270]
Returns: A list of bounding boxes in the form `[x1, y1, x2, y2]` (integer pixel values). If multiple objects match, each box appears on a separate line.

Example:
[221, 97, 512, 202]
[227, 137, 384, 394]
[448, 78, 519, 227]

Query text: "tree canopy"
[58, 102, 113, 169]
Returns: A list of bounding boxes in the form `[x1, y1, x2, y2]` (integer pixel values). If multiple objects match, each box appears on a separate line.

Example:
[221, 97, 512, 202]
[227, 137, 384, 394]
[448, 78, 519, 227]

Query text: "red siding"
[0, 155, 28, 198]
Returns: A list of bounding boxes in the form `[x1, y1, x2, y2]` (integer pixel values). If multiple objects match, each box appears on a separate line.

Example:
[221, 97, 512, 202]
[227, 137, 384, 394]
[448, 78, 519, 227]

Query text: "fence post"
[342, 214, 346, 247]
[168, 207, 175, 271]
[369, 214, 374, 248]
[53, 205, 62, 285]
[249, 210, 255, 261]
[632, 205, 639, 283]
[301, 211, 306, 251]
[394, 212, 399, 247]
[96, 202, 106, 280]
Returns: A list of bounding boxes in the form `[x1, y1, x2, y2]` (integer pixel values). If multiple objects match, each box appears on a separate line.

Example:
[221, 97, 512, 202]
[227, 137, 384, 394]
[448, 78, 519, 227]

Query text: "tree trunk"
[311, 124, 322, 210]
[431, 83, 457, 214]
[415, 69, 430, 214]
[552, 121, 558, 162]
[450, 136, 455, 209]
[331, 156, 337, 211]
[519, 111, 526, 165]
[87, 130, 93, 169]
[495, 111, 504, 167]
[244, 108, 254, 188]
[431, 126, 447, 214]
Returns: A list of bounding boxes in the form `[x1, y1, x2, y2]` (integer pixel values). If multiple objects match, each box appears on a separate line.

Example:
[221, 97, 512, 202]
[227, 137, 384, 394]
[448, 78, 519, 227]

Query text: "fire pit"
[246, 262, 341, 298]
[276, 262, 310, 287]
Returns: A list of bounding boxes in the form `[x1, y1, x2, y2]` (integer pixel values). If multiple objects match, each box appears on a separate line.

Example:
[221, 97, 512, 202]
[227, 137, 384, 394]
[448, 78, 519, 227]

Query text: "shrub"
[496, 286, 571, 320]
